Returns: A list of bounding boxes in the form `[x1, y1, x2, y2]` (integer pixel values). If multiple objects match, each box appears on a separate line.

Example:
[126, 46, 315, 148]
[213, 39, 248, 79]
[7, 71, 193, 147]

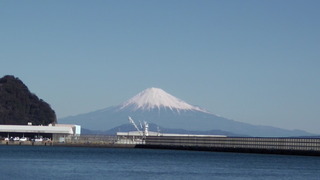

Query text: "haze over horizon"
[1, 1, 319, 134]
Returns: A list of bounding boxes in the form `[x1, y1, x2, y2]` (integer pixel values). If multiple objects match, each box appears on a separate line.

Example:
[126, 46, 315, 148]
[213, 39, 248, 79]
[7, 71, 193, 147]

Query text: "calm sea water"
[0, 146, 319, 180]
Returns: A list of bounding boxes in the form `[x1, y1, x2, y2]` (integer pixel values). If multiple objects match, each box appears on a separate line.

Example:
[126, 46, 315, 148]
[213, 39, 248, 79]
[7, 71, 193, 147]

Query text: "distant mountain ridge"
[60, 88, 314, 137]
[81, 123, 246, 137]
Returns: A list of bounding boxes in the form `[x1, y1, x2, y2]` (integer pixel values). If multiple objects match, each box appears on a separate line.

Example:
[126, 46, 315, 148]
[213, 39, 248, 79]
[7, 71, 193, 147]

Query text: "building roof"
[0, 124, 80, 135]
[117, 131, 227, 137]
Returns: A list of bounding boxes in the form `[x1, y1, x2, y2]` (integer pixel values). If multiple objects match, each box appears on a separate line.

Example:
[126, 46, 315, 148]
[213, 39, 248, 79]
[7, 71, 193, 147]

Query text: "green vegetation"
[0, 75, 57, 125]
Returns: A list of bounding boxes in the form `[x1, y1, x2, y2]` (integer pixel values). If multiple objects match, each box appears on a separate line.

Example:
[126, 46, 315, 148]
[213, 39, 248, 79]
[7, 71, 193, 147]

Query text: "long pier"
[2, 135, 320, 156]
[137, 136, 320, 156]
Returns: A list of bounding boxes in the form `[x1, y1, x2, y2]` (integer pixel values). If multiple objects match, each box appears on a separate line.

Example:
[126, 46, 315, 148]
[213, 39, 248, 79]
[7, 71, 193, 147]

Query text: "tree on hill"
[0, 75, 57, 125]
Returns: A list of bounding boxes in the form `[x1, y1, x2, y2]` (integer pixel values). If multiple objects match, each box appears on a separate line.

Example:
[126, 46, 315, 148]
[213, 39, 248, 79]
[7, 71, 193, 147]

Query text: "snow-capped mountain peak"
[119, 87, 207, 112]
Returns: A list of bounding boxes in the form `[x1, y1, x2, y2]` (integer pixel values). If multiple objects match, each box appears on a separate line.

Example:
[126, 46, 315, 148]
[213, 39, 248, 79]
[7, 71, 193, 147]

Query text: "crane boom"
[128, 116, 142, 135]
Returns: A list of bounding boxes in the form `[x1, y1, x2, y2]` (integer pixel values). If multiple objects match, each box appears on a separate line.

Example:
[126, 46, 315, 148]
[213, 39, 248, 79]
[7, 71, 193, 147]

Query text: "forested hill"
[0, 75, 57, 125]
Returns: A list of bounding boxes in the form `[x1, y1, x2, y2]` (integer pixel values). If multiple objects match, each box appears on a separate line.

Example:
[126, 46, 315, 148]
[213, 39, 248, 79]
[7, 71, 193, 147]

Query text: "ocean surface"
[0, 146, 320, 180]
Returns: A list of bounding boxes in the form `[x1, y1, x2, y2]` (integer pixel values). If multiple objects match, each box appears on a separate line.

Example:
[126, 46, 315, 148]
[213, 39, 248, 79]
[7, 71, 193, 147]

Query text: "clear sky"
[1, 1, 320, 133]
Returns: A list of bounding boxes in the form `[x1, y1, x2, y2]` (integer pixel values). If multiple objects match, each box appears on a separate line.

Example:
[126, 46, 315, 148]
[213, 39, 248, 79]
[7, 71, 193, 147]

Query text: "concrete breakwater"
[0, 135, 135, 148]
[2, 135, 320, 156]
[137, 136, 320, 156]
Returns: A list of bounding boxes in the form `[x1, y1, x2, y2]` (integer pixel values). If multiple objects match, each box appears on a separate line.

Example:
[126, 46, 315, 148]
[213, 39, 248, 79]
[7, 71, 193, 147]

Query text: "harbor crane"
[128, 116, 149, 138]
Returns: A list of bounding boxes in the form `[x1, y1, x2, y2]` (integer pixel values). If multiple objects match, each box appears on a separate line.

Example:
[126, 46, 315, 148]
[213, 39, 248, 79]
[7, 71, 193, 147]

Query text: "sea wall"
[53, 135, 136, 148]
[136, 136, 320, 156]
[3, 135, 320, 156]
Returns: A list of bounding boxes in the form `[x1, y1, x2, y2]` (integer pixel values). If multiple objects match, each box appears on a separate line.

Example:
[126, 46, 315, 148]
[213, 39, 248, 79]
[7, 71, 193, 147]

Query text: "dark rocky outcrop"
[0, 75, 57, 125]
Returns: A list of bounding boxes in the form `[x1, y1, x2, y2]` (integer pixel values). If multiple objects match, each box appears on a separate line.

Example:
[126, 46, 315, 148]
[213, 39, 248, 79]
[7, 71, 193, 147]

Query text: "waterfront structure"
[139, 136, 320, 155]
[116, 116, 227, 144]
[116, 131, 227, 144]
[0, 123, 81, 142]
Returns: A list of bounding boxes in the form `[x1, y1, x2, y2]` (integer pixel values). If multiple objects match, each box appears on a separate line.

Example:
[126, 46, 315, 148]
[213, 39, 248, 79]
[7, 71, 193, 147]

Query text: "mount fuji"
[59, 88, 314, 137]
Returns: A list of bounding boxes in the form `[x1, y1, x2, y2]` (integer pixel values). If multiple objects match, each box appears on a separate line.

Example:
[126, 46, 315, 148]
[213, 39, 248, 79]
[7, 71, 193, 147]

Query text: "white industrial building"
[117, 131, 227, 137]
[0, 123, 81, 142]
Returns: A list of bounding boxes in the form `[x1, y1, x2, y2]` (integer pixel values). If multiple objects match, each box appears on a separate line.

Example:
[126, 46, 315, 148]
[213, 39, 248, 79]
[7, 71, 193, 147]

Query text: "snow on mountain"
[119, 87, 207, 113]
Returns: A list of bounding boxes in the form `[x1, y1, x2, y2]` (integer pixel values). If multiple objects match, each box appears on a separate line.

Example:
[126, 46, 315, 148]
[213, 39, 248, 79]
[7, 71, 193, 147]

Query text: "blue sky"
[1, 1, 320, 133]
